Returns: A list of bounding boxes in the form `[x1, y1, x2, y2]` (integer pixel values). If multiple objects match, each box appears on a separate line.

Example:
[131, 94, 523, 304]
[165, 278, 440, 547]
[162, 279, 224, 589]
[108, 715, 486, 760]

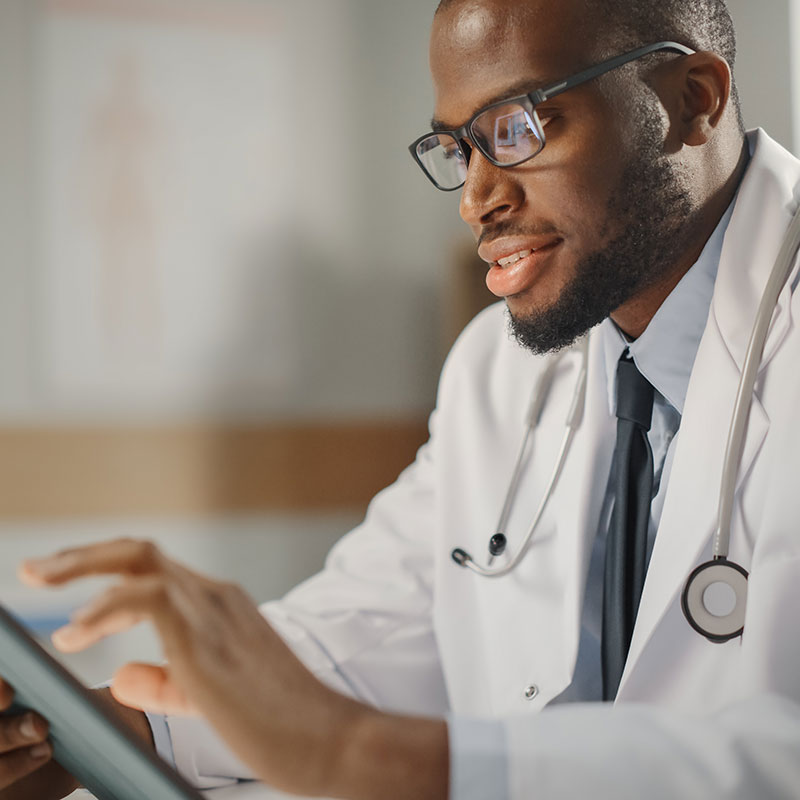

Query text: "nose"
[459, 150, 524, 229]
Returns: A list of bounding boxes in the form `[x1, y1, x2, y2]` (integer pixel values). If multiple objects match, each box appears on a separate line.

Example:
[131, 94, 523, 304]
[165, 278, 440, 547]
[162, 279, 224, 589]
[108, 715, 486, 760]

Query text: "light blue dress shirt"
[449, 198, 735, 799]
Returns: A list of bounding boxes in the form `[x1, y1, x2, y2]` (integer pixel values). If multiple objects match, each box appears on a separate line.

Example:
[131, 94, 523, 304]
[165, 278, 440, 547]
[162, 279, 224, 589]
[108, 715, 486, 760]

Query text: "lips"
[481, 238, 563, 298]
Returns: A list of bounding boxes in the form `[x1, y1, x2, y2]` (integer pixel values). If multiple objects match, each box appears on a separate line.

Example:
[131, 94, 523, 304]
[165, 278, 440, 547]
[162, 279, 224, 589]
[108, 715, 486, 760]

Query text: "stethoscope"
[452, 204, 800, 643]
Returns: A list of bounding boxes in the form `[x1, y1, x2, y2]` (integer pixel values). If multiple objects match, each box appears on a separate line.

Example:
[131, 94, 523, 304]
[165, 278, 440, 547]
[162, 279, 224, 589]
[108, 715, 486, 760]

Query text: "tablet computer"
[0, 602, 205, 800]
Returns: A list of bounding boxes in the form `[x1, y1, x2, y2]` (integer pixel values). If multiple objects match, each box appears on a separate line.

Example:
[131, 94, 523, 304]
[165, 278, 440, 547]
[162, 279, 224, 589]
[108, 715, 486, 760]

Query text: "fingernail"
[29, 743, 50, 759]
[51, 625, 77, 648]
[19, 714, 37, 740]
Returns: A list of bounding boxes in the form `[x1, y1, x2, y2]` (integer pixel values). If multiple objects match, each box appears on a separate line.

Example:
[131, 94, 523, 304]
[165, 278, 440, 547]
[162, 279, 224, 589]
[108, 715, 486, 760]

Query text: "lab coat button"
[524, 684, 539, 700]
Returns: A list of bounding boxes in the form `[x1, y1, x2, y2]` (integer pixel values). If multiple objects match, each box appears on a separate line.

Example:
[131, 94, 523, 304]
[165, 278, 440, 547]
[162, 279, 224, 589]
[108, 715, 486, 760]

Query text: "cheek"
[517, 124, 628, 246]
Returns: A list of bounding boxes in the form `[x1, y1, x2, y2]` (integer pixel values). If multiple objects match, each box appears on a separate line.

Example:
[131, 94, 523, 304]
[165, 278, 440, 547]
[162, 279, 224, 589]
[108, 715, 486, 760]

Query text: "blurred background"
[0, 0, 797, 684]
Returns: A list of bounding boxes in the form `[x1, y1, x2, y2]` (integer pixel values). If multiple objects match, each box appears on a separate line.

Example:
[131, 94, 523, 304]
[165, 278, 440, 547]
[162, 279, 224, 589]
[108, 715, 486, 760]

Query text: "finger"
[0, 712, 49, 755]
[20, 539, 166, 587]
[0, 679, 14, 712]
[0, 741, 52, 790]
[51, 576, 167, 653]
[112, 663, 198, 717]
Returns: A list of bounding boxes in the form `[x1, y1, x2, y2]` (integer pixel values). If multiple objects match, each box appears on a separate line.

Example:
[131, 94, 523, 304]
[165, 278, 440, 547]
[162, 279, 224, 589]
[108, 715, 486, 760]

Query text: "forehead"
[430, 0, 601, 127]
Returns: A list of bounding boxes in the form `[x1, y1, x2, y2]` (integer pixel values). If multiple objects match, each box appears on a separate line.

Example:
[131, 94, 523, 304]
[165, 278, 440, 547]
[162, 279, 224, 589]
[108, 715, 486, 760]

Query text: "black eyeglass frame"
[409, 40, 696, 191]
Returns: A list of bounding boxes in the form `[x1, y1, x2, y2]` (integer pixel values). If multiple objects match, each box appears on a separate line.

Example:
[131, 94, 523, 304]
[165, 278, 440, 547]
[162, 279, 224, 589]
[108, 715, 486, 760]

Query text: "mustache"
[477, 221, 561, 247]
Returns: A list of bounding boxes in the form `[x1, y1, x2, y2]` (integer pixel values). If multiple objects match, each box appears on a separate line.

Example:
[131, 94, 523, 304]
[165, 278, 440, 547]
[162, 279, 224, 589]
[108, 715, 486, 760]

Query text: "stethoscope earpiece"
[681, 558, 748, 643]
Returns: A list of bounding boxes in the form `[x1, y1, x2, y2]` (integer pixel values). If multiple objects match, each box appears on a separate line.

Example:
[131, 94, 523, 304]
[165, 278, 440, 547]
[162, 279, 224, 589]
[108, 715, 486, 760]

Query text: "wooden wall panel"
[0, 422, 429, 519]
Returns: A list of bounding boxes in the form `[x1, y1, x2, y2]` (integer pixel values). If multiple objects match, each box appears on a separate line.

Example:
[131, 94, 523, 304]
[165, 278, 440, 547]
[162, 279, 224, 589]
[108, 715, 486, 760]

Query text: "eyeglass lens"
[415, 102, 544, 189]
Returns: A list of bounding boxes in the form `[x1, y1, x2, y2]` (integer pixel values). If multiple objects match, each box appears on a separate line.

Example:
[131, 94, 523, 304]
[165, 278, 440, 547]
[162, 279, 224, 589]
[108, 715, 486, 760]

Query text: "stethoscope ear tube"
[451, 337, 589, 578]
[711, 205, 800, 562]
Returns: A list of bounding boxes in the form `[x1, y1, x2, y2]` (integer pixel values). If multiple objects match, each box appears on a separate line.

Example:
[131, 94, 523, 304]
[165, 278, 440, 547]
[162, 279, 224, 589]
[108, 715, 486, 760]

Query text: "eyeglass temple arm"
[536, 41, 696, 103]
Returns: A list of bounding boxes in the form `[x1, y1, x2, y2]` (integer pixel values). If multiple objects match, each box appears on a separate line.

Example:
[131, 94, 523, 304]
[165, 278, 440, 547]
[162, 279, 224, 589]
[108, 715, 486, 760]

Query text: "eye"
[442, 144, 466, 163]
[534, 108, 560, 128]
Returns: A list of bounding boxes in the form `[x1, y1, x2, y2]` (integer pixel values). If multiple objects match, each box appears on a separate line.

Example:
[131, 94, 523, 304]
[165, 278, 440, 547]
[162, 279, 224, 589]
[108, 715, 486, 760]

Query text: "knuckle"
[134, 539, 162, 570]
[223, 581, 248, 602]
[0, 717, 22, 752]
[150, 575, 169, 603]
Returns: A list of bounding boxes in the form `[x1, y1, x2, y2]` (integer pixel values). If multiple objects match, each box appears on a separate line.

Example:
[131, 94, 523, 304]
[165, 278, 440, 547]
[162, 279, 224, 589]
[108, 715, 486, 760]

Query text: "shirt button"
[524, 684, 539, 700]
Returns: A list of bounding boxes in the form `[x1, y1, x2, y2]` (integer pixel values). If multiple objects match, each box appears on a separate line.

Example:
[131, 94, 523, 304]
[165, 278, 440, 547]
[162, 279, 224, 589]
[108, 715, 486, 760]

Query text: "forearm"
[331, 702, 449, 800]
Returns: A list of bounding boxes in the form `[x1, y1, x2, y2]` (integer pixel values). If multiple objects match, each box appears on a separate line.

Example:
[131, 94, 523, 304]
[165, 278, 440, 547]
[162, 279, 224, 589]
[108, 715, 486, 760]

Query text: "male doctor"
[2, 0, 800, 797]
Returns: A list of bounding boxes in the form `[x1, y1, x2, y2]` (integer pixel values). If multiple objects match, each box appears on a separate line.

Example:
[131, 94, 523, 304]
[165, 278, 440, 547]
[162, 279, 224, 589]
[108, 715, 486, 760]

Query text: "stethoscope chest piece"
[681, 558, 748, 642]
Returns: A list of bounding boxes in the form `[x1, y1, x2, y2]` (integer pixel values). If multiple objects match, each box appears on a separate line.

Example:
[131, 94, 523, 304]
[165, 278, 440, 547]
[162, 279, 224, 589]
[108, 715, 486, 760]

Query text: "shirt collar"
[600, 197, 737, 415]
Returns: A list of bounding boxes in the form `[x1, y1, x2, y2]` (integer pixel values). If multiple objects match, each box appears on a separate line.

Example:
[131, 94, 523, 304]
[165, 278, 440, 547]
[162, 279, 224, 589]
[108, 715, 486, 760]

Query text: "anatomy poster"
[36, 0, 355, 415]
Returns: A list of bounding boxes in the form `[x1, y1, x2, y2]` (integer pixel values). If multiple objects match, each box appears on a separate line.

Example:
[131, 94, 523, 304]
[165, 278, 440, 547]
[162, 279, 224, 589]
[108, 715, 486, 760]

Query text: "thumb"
[111, 662, 198, 717]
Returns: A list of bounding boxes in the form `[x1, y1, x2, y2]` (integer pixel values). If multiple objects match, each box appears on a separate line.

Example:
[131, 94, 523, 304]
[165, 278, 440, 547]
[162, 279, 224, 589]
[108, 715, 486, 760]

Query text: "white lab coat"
[166, 129, 800, 799]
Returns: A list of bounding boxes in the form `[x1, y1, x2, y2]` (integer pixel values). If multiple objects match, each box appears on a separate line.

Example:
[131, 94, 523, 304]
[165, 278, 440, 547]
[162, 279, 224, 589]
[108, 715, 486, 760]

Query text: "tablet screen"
[0, 603, 205, 800]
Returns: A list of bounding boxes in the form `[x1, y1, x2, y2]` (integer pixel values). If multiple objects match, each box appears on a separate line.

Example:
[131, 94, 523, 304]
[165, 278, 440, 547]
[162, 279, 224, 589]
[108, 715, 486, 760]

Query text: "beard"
[507, 115, 696, 355]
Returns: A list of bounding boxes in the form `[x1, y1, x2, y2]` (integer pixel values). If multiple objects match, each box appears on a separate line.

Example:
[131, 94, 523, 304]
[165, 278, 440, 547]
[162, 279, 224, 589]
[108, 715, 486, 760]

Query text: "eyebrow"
[429, 77, 549, 132]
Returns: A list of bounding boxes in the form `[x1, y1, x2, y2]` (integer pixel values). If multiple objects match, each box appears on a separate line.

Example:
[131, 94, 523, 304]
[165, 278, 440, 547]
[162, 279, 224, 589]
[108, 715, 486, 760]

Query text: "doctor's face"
[429, 0, 696, 352]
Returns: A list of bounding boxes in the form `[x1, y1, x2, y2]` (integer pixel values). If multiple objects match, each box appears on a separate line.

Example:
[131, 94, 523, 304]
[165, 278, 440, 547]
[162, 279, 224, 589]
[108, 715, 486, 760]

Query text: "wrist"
[329, 702, 449, 800]
[95, 688, 155, 749]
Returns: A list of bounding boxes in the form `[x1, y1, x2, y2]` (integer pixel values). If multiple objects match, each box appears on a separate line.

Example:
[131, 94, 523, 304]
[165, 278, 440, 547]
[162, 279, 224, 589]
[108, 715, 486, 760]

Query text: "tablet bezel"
[0, 603, 206, 800]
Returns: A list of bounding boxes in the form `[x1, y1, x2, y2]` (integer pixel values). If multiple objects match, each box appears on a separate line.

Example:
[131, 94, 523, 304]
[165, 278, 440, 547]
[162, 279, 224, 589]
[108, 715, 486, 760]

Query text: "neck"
[610, 138, 749, 340]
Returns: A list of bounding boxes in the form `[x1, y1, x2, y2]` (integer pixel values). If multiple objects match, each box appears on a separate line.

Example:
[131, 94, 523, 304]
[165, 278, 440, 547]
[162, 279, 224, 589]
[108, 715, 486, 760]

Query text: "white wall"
[792, 0, 800, 154]
[727, 0, 797, 153]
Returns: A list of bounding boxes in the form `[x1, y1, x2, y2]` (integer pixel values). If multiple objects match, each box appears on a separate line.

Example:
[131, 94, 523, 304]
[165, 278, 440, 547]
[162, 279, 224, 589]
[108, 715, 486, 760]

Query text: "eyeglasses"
[408, 41, 695, 191]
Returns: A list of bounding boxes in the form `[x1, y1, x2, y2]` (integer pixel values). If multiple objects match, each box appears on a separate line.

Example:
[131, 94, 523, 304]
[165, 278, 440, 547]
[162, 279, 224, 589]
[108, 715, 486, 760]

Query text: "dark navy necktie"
[602, 352, 655, 701]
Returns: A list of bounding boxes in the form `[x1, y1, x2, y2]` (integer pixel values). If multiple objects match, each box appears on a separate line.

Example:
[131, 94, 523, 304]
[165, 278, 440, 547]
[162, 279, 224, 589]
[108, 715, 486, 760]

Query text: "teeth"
[496, 249, 533, 267]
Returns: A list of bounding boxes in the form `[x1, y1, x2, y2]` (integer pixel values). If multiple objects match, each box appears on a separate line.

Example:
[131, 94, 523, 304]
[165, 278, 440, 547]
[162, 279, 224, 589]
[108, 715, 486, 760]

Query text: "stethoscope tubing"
[452, 337, 588, 577]
[713, 204, 800, 559]
[459, 425, 577, 578]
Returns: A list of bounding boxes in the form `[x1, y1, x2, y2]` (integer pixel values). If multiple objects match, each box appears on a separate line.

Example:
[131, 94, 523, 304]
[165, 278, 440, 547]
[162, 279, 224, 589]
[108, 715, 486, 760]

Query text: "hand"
[20, 539, 361, 797]
[0, 677, 79, 799]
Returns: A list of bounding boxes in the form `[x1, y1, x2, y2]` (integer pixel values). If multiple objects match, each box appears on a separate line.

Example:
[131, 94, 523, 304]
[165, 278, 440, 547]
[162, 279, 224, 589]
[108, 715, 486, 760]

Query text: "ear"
[669, 52, 732, 146]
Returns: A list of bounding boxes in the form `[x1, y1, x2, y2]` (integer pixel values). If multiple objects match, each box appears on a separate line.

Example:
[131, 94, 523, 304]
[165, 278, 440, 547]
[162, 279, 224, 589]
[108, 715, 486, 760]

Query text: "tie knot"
[615, 354, 654, 430]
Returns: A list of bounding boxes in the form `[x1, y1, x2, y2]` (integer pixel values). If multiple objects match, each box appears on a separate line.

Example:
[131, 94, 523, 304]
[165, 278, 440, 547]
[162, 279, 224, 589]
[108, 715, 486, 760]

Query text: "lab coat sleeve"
[162, 407, 450, 787]
[487, 693, 800, 800]
[447, 716, 509, 800]
[447, 658, 800, 800]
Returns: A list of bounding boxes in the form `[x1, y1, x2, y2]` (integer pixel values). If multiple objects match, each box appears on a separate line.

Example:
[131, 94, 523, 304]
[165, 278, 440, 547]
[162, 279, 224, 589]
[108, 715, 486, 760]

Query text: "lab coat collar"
[712, 129, 800, 372]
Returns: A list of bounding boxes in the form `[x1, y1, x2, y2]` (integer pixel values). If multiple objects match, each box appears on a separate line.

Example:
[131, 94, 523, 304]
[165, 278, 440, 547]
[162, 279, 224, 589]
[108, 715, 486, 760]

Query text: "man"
[2, 0, 800, 797]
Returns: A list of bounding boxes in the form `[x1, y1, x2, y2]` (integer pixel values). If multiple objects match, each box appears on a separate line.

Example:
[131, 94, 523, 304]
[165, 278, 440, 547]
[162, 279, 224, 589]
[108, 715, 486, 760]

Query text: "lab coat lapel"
[619, 130, 800, 689]
[549, 333, 616, 688]
[490, 336, 614, 710]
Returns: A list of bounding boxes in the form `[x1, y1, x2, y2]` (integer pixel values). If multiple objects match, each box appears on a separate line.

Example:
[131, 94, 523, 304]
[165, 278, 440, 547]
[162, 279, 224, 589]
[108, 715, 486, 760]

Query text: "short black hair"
[435, 0, 743, 129]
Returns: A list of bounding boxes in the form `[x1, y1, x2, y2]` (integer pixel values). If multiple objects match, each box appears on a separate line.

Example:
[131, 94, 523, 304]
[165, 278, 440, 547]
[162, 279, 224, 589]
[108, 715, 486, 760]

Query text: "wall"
[727, 0, 797, 153]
